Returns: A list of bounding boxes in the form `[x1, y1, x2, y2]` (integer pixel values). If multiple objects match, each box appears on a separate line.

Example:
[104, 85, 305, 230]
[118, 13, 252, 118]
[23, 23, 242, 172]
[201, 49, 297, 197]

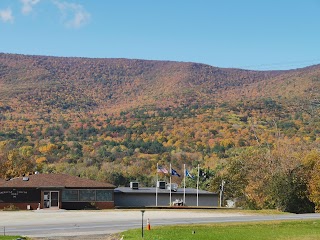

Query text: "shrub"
[3, 204, 20, 211]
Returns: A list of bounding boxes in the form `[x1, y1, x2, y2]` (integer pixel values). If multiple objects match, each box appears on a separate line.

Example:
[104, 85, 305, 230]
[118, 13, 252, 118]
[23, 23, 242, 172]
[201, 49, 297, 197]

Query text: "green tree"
[268, 167, 314, 213]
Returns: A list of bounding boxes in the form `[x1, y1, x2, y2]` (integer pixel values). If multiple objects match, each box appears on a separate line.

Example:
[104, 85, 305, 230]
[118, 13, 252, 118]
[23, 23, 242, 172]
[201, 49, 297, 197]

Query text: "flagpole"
[170, 163, 172, 206]
[156, 163, 158, 206]
[183, 164, 186, 206]
[197, 164, 199, 207]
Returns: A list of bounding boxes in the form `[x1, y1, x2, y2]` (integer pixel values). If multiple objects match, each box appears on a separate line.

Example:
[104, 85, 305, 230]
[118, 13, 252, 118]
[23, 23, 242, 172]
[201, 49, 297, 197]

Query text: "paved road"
[1, 210, 320, 238]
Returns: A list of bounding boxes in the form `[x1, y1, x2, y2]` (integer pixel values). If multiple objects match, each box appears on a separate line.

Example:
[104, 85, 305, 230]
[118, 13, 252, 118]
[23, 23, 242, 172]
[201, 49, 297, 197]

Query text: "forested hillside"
[0, 53, 320, 212]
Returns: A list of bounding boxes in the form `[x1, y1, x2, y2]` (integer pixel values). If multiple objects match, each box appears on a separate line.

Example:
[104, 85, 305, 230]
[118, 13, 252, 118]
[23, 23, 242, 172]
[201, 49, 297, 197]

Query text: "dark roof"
[0, 173, 115, 189]
[115, 187, 217, 195]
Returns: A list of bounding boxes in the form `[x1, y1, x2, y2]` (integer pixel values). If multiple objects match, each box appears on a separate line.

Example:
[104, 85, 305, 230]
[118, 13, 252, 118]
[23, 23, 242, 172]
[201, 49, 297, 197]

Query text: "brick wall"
[61, 201, 114, 210]
[0, 202, 39, 210]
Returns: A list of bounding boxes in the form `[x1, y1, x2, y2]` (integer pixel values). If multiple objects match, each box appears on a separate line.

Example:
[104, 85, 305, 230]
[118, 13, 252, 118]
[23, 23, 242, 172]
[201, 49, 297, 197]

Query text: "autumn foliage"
[0, 53, 320, 212]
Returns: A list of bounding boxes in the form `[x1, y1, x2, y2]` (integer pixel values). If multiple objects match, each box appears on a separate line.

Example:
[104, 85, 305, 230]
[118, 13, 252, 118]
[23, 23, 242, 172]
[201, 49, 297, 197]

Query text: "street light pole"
[141, 210, 145, 238]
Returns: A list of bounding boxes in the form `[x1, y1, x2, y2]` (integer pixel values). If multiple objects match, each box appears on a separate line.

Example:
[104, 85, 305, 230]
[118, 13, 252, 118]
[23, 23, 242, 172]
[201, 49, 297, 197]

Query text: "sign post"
[141, 210, 145, 238]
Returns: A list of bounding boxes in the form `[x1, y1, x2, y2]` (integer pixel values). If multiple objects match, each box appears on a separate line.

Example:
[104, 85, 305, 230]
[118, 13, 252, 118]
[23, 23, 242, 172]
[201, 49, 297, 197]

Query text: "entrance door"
[43, 191, 59, 208]
[50, 191, 59, 208]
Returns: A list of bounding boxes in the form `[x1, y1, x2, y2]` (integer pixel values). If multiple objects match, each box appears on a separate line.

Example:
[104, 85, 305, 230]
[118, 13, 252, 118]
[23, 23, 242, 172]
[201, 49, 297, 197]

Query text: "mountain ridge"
[2, 53, 318, 115]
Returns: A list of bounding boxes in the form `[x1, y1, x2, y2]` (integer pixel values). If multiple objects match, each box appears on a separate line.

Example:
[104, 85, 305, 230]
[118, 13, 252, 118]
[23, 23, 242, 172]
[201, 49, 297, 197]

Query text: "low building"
[114, 183, 218, 207]
[0, 173, 115, 210]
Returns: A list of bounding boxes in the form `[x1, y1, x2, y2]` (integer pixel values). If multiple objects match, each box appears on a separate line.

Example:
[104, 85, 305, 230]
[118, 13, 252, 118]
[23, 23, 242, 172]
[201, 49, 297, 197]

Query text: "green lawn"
[0, 237, 28, 240]
[122, 220, 320, 240]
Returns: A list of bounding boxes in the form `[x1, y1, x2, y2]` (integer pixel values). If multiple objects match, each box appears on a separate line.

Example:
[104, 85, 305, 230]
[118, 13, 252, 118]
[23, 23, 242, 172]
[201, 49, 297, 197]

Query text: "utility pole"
[219, 180, 225, 208]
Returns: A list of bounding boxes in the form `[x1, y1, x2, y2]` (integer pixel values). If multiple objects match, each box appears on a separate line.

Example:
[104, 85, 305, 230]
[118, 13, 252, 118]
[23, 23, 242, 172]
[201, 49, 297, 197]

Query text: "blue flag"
[185, 169, 194, 179]
[171, 168, 181, 177]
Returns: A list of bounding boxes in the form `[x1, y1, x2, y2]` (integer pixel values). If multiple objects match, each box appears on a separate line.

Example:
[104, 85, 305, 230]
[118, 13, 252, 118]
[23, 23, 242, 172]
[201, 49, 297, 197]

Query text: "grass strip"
[122, 219, 320, 240]
[0, 237, 28, 240]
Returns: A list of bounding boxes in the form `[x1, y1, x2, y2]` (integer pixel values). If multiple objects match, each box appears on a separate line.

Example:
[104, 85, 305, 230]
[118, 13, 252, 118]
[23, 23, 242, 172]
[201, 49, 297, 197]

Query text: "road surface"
[1, 210, 320, 238]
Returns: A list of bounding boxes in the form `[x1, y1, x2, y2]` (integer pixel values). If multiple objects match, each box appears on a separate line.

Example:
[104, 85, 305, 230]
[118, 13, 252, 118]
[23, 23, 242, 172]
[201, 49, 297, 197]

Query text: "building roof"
[115, 187, 217, 195]
[0, 173, 115, 189]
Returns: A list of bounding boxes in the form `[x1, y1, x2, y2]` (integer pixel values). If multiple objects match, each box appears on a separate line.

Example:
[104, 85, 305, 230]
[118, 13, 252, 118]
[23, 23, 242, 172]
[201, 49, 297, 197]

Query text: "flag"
[157, 166, 168, 174]
[185, 169, 194, 179]
[171, 168, 181, 177]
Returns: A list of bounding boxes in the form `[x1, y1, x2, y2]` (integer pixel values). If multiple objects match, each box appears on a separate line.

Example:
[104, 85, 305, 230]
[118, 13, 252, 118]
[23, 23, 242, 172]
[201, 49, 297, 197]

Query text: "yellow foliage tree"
[2, 150, 34, 179]
[39, 143, 57, 154]
[19, 146, 33, 158]
[36, 156, 47, 164]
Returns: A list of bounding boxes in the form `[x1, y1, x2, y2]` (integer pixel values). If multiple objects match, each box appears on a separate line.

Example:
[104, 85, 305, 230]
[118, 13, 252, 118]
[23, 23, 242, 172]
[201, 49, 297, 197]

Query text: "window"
[96, 190, 113, 201]
[62, 190, 79, 201]
[62, 189, 113, 202]
[79, 190, 95, 201]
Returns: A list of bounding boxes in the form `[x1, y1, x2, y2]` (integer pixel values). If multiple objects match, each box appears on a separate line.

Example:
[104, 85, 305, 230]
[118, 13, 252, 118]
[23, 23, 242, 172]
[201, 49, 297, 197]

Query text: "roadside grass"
[122, 220, 320, 240]
[111, 208, 287, 215]
[194, 208, 288, 215]
[236, 209, 289, 215]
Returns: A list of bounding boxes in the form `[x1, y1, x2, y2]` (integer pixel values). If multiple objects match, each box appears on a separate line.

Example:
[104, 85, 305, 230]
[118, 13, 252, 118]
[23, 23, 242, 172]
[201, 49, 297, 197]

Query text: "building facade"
[114, 186, 218, 207]
[0, 173, 115, 210]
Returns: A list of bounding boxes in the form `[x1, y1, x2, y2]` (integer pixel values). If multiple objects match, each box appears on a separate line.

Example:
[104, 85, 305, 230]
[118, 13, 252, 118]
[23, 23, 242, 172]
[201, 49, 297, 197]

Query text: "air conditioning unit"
[22, 177, 29, 181]
[130, 182, 139, 189]
[157, 181, 166, 189]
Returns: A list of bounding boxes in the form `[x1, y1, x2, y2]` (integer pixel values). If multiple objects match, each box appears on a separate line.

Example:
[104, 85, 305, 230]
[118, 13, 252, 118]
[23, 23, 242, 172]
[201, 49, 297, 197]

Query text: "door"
[44, 191, 50, 208]
[43, 191, 59, 208]
[50, 191, 59, 208]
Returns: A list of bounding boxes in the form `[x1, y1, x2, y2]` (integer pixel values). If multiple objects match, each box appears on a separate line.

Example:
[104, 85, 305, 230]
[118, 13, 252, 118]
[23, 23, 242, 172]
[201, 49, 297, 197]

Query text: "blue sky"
[0, 0, 319, 70]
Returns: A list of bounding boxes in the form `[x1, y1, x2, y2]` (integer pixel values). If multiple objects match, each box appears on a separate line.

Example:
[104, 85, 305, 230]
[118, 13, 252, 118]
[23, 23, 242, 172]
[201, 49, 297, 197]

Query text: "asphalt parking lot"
[3, 209, 320, 239]
[0, 209, 246, 238]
